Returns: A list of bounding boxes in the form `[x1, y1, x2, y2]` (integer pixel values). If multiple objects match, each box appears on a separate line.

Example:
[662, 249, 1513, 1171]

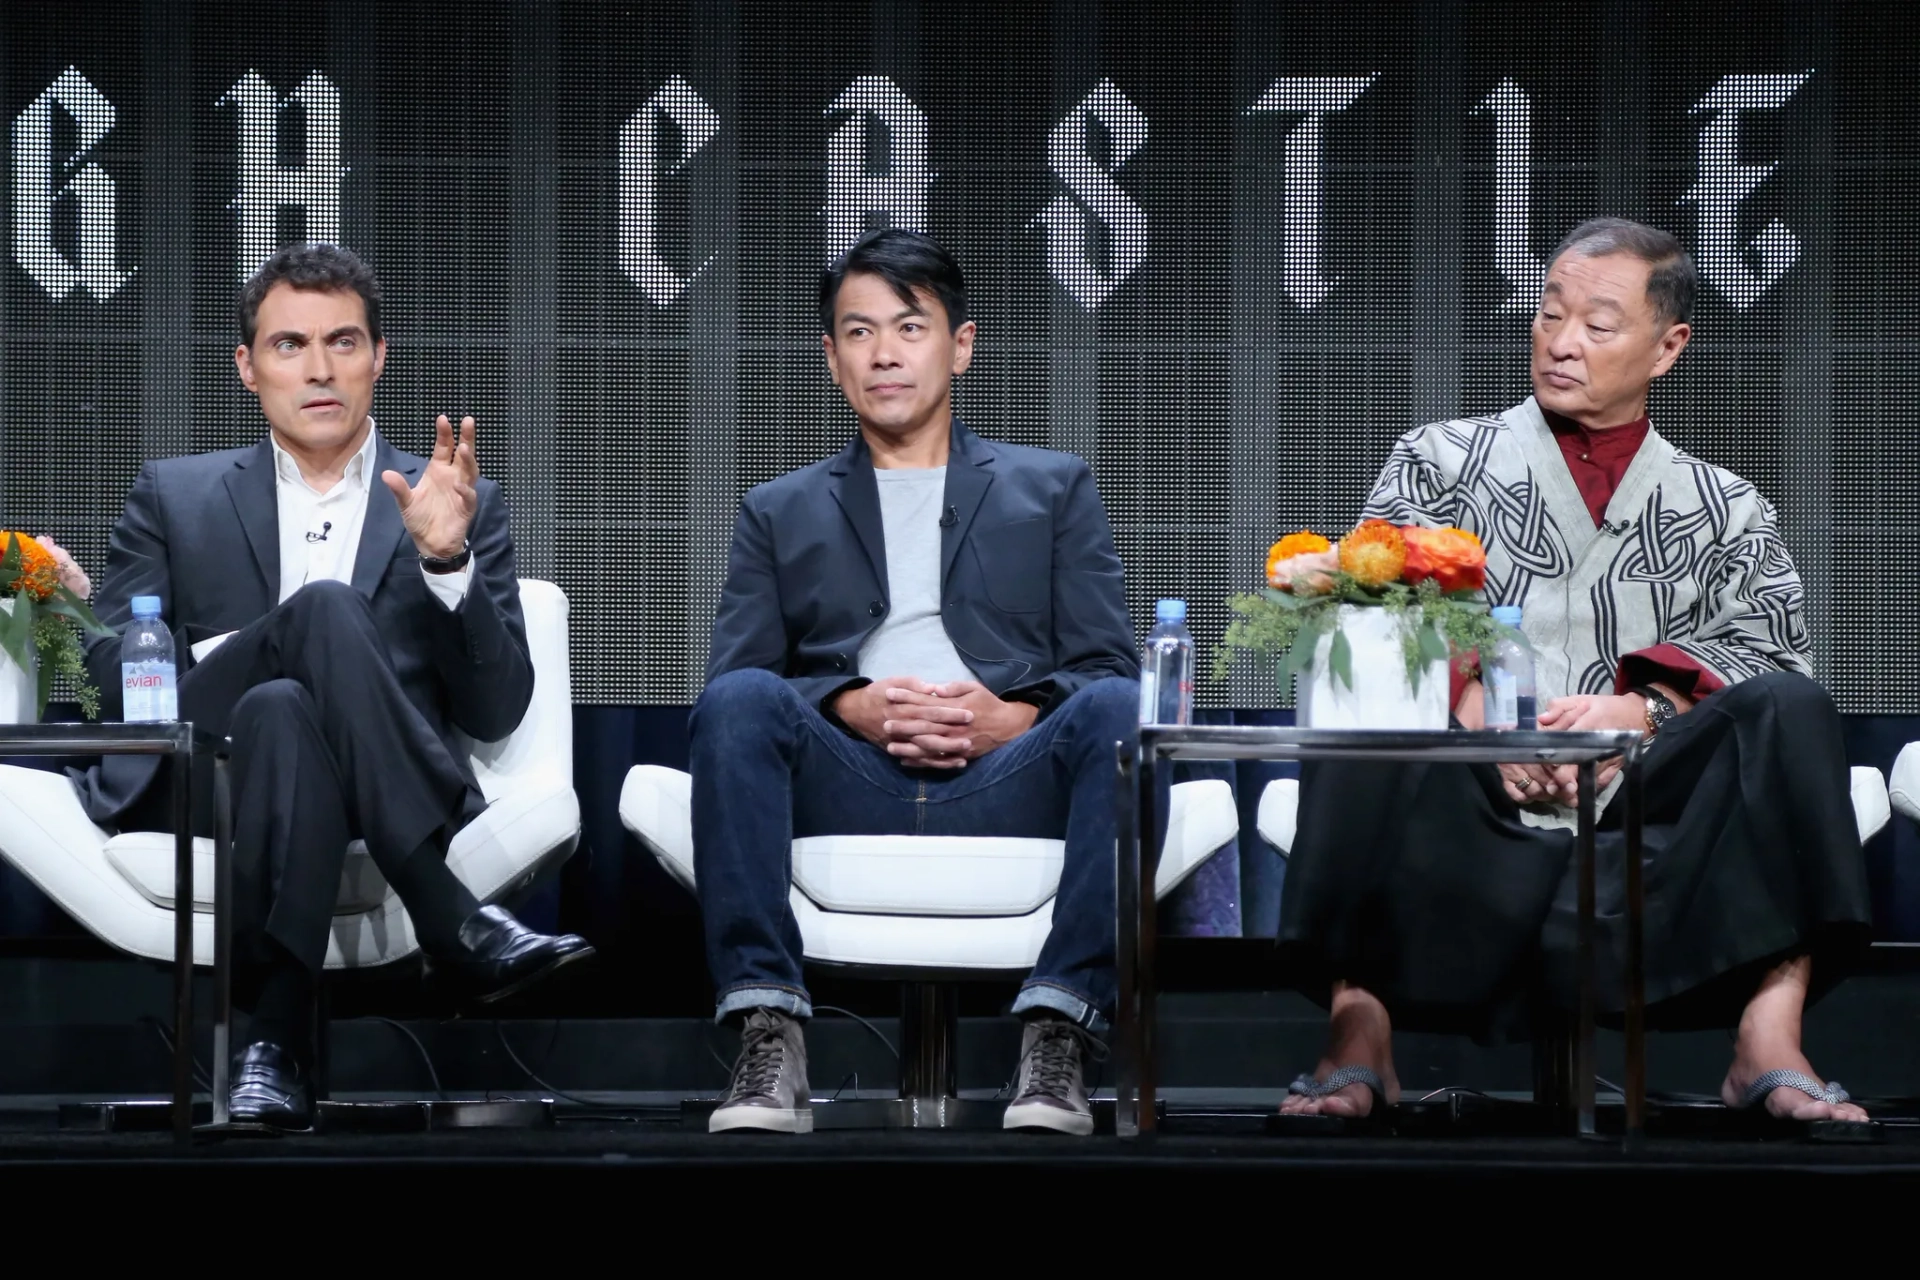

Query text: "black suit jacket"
[707, 418, 1138, 719]
[78, 434, 532, 822]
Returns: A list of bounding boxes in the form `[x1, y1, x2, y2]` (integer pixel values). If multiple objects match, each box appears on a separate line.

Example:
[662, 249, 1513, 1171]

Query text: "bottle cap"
[1491, 605, 1522, 626]
[130, 596, 162, 618]
[1156, 599, 1186, 624]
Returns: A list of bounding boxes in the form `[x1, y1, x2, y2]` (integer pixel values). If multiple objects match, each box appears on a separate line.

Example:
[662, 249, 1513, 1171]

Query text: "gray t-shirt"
[858, 467, 974, 684]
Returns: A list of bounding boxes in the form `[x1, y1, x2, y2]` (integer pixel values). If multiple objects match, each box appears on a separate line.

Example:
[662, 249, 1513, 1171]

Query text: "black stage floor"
[8, 1104, 1920, 1195]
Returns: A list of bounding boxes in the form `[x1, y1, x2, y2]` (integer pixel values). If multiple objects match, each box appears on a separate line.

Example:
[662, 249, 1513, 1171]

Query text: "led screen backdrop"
[0, 0, 1913, 709]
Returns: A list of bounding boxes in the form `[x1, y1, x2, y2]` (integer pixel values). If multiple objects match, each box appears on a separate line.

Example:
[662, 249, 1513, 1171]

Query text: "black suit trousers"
[110, 581, 484, 975]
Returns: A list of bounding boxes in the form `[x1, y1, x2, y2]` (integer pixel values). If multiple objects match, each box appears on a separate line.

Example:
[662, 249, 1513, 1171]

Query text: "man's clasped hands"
[1458, 680, 1686, 807]
[835, 677, 1041, 769]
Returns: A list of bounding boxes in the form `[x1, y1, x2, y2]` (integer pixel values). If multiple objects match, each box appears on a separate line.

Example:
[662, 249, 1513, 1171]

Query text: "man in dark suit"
[79, 243, 592, 1129]
[696, 229, 1141, 1136]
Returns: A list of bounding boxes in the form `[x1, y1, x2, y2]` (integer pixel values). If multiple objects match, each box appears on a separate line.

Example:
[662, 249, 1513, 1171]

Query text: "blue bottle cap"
[1491, 605, 1522, 626]
[1156, 599, 1187, 624]
[130, 596, 163, 618]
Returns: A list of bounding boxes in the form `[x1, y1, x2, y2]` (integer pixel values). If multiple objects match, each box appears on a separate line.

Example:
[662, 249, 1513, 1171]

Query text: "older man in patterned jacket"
[1276, 218, 1873, 1129]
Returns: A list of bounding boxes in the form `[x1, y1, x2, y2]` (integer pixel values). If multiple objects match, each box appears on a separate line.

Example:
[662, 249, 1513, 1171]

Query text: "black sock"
[242, 943, 316, 1062]
[385, 835, 480, 954]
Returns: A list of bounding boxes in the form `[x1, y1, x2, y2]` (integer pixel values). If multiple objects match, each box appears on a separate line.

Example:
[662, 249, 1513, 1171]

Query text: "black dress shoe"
[425, 905, 596, 1006]
[228, 1041, 313, 1130]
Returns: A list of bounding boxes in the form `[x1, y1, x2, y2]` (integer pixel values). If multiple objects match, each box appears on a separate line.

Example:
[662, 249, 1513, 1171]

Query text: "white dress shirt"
[190, 421, 469, 662]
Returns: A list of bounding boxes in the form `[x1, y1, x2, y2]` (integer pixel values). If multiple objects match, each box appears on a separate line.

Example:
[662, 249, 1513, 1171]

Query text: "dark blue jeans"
[689, 669, 1149, 1032]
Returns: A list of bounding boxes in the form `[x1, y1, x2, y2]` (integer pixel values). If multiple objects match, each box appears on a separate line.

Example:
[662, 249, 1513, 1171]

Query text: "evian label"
[122, 661, 178, 722]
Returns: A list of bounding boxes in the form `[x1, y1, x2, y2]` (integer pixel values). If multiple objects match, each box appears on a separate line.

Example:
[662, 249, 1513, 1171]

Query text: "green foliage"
[2, 533, 111, 720]
[1212, 573, 1511, 700]
[33, 614, 100, 720]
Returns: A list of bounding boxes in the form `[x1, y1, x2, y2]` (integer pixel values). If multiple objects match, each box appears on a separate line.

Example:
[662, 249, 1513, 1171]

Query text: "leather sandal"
[1733, 1069, 1883, 1143]
[1269, 1064, 1394, 1136]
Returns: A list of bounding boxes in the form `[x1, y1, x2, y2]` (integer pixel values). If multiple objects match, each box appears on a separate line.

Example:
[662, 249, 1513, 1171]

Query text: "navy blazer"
[78, 434, 531, 822]
[707, 418, 1138, 719]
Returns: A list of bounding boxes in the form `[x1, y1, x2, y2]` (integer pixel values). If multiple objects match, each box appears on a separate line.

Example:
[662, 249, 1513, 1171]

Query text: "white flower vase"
[1296, 604, 1448, 731]
[0, 599, 36, 725]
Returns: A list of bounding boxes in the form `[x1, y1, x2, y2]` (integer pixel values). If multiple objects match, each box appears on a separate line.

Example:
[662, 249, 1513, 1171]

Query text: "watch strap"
[1632, 685, 1677, 737]
[419, 539, 473, 574]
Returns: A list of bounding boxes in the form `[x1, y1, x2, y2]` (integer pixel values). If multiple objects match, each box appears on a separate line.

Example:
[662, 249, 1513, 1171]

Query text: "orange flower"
[1269, 531, 1331, 564]
[1266, 531, 1333, 589]
[1, 532, 60, 603]
[1337, 519, 1407, 588]
[1402, 525, 1487, 594]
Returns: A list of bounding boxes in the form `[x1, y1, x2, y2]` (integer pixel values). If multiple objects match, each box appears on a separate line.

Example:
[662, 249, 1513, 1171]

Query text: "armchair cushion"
[1852, 766, 1891, 844]
[619, 766, 1239, 910]
[1891, 743, 1920, 826]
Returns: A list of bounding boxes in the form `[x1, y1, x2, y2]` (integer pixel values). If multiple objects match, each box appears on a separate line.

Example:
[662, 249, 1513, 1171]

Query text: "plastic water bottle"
[121, 595, 178, 723]
[1139, 599, 1195, 726]
[1482, 604, 1537, 731]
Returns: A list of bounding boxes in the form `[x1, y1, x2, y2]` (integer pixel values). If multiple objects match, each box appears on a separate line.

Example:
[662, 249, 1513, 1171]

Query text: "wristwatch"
[1633, 686, 1678, 738]
[419, 539, 473, 574]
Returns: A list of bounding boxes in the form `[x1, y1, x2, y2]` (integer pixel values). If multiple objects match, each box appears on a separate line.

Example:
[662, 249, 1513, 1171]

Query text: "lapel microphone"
[1599, 517, 1633, 537]
[939, 505, 958, 528]
[306, 521, 332, 543]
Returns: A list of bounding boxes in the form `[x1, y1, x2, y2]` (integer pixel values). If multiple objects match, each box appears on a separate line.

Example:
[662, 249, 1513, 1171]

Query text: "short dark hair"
[820, 229, 968, 333]
[1546, 218, 1697, 328]
[238, 242, 384, 348]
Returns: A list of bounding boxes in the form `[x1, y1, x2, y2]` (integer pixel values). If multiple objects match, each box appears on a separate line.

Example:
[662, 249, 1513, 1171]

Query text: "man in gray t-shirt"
[859, 467, 973, 686]
[693, 230, 1143, 1138]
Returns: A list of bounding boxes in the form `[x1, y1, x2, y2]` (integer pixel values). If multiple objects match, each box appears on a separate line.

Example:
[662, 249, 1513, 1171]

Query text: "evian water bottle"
[1139, 598, 1195, 726]
[1482, 604, 1537, 731]
[121, 595, 178, 722]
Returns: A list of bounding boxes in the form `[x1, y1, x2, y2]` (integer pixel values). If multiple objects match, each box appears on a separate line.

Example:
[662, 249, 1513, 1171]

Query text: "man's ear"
[821, 331, 844, 388]
[950, 320, 977, 376]
[371, 336, 388, 382]
[234, 342, 257, 393]
[1650, 322, 1691, 379]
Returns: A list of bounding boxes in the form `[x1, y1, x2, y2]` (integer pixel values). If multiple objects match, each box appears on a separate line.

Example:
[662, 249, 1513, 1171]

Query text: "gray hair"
[1546, 217, 1697, 328]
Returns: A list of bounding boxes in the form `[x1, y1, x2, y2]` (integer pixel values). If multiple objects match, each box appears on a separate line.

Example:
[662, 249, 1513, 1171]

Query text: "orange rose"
[1, 532, 60, 603]
[1402, 525, 1486, 594]
[1266, 531, 1335, 592]
[1337, 519, 1407, 588]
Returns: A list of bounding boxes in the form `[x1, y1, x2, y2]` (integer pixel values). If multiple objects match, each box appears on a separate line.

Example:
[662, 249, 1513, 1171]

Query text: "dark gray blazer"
[707, 418, 1138, 720]
[78, 435, 532, 822]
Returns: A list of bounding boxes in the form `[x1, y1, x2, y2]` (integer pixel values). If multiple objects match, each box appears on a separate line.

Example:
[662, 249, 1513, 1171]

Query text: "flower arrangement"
[1, 532, 111, 718]
[1215, 520, 1505, 695]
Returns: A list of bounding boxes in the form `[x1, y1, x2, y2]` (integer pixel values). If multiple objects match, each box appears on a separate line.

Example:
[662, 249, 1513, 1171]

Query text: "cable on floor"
[140, 1015, 211, 1094]
[813, 1004, 899, 1060]
[492, 1019, 611, 1108]
[707, 1042, 736, 1089]
[363, 1016, 448, 1100]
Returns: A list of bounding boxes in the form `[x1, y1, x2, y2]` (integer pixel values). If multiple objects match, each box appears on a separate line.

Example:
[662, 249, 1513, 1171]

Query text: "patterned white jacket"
[1360, 395, 1810, 704]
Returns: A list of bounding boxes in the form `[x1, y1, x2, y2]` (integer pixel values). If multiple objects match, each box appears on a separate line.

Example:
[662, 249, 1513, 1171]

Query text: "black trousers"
[1278, 670, 1873, 1041]
[113, 582, 484, 985]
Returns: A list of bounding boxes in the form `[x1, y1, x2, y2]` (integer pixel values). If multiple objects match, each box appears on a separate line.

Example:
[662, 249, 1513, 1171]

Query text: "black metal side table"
[0, 722, 230, 1145]
[1116, 726, 1648, 1143]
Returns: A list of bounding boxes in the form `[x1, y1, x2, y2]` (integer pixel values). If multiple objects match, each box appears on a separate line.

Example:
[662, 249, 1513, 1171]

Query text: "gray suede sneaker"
[710, 1007, 813, 1134]
[1002, 1015, 1102, 1135]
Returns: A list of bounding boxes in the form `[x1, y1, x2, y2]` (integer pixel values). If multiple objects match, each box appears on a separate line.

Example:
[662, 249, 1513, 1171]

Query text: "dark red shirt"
[1543, 410, 1650, 526]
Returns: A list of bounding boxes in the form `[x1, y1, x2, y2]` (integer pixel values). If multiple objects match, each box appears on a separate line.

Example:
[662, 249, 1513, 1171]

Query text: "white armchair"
[1892, 743, 1920, 830]
[0, 579, 582, 971]
[619, 764, 1241, 1128]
